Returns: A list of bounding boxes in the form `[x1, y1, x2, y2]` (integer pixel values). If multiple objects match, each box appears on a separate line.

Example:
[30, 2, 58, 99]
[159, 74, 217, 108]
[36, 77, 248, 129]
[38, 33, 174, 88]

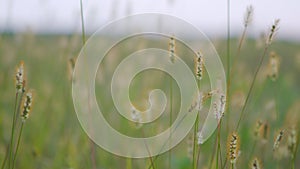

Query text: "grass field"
[0, 32, 299, 169]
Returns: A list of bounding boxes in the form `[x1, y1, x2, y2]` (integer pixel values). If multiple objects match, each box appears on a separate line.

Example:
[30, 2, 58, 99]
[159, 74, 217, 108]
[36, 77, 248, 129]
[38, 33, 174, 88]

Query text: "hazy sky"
[0, 0, 299, 40]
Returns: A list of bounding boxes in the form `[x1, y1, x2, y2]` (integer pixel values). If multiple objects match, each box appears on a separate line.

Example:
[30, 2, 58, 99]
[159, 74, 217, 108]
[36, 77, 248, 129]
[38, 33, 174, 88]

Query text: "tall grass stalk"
[80, 0, 86, 45]
[227, 6, 253, 132]
[8, 93, 20, 169]
[235, 45, 270, 131]
[79, 1, 97, 168]
[221, 0, 231, 168]
[126, 158, 132, 169]
[235, 19, 280, 131]
[208, 134, 218, 169]
[216, 121, 223, 169]
[169, 77, 172, 169]
[193, 115, 199, 169]
[291, 128, 300, 169]
[11, 122, 24, 169]
[1, 146, 9, 169]
[193, 80, 200, 169]
[7, 89, 24, 168]
[225, 0, 231, 130]
[141, 129, 156, 169]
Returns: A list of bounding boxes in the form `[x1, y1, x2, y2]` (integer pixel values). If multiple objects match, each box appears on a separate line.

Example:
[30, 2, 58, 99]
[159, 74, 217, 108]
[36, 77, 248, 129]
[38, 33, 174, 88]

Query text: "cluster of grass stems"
[1, 1, 299, 169]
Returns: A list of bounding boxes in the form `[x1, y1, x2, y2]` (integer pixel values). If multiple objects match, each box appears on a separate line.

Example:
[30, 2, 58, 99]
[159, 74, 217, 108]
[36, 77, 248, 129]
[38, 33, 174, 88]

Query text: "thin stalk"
[274, 80, 280, 121]
[193, 115, 199, 169]
[196, 146, 201, 168]
[291, 128, 300, 169]
[193, 80, 200, 169]
[169, 77, 172, 169]
[12, 122, 24, 169]
[208, 134, 218, 169]
[126, 158, 132, 169]
[221, 158, 228, 169]
[216, 123, 221, 169]
[80, 0, 86, 45]
[79, 1, 96, 168]
[219, 129, 223, 167]
[235, 45, 269, 131]
[8, 93, 19, 169]
[227, 2, 250, 135]
[142, 130, 155, 169]
[229, 27, 249, 77]
[231, 163, 234, 169]
[1, 145, 9, 169]
[147, 103, 202, 169]
[248, 140, 257, 161]
[225, 0, 231, 133]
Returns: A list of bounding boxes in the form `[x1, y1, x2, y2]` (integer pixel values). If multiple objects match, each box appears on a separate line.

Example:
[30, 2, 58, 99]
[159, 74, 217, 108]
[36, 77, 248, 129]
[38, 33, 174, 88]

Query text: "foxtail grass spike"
[195, 51, 204, 80]
[268, 51, 280, 81]
[21, 91, 33, 121]
[244, 5, 253, 27]
[228, 132, 240, 164]
[251, 157, 262, 169]
[169, 35, 176, 63]
[287, 128, 297, 158]
[266, 19, 280, 45]
[273, 129, 284, 151]
[15, 61, 25, 93]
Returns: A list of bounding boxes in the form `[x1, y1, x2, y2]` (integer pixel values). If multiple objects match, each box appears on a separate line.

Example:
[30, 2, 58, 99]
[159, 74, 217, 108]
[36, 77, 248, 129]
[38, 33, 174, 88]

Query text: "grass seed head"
[131, 106, 142, 128]
[214, 93, 226, 120]
[251, 157, 262, 169]
[268, 52, 280, 81]
[68, 57, 76, 81]
[273, 129, 285, 151]
[197, 131, 204, 145]
[21, 91, 34, 121]
[187, 134, 193, 160]
[195, 51, 204, 80]
[169, 35, 176, 63]
[15, 61, 26, 93]
[188, 92, 203, 113]
[228, 132, 240, 164]
[261, 122, 269, 143]
[287, 128, 297, 158]
[266, 19, 280, 45]
[244, 5, 254, 27]
[254, 120, 263, 139]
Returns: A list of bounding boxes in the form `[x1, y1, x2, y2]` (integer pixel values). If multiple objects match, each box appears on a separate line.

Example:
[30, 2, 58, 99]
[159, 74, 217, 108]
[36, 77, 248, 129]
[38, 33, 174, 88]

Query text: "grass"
[0, 32, 300, 169]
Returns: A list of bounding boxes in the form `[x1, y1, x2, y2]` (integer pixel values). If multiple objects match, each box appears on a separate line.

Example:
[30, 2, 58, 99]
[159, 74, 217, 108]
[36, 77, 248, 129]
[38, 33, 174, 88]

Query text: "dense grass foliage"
[0, 34, 299, 168]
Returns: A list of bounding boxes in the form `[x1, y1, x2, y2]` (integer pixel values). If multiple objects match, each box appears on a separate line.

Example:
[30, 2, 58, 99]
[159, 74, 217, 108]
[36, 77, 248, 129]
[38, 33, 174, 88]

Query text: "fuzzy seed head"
[273, 129, 284, 151]
[261, 122, 269, 143]
[251, 157, 262, 169]
[187, 134, 193, 160]
[195, 51, 204, 80]
[202, 90, 216, 102]
[16, 61, 25, 93]
[266, 19, 280, 45]
[188, 92, 203, 113]
[228, 132, 240, 164]
[21, 91, 33, 121]
[197, 131, 204, 145]
[169, 35, 176, 63]
[287, 128, 297, 158]
[131, 107, 142, 128]
[268, 52, 280, 81]
[215, 94, 226, 120]
[254, 120, 263, 139]
[197, 92, 203, 111]
[244, 5, 254, 27]
[68, 57, 76, 81]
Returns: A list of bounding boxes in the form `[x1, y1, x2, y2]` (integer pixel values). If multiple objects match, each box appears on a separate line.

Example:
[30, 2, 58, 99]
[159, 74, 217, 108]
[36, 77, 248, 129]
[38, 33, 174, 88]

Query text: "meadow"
[0, 28, 299, 169]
